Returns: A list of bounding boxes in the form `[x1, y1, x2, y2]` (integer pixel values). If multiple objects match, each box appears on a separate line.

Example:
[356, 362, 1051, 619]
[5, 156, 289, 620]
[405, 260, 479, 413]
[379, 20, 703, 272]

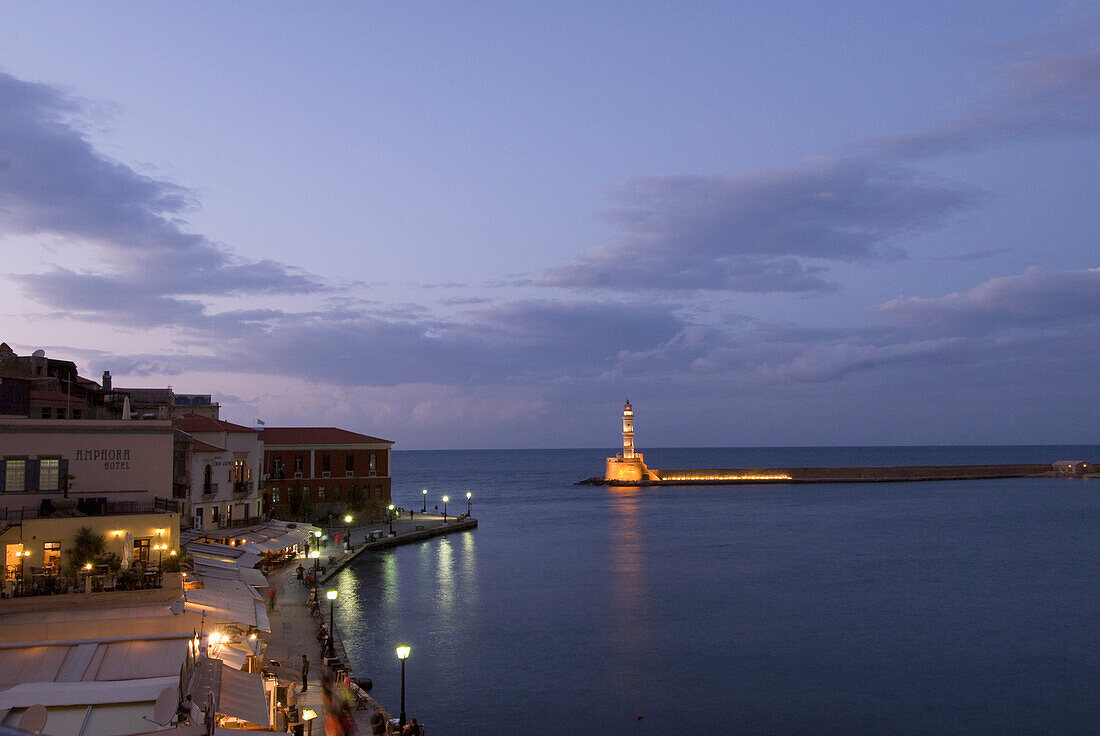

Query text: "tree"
[64, 526, 107, 574]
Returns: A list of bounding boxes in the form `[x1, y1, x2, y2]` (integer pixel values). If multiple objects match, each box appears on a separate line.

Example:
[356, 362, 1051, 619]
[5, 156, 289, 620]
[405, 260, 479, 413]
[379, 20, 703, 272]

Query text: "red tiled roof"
[173, 413, 257, 434]
[259, 427, 393, 446]
[29, 390, 76, 402]
[189, 438, 227, 453]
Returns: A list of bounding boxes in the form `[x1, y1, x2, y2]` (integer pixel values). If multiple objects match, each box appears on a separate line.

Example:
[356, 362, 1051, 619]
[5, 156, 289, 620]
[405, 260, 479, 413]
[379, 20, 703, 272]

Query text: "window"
[333, 486, 341, 499]
[196, 507, 204, 527]
[39, 459, 60, 491]
[321, 455, 331, 473]
[5, 460, 25, 491]
[134, 538, 151, 563]
[369, 453, 376, 473]
[55, 408, 65, 419]
[41, 408, 50, 419]
[43, 541, 61, 568]
[318, 487, 325, 500]
[346, 455, 354, 472]
[294, 456, 303, 473]
[72, 409, 82, 419]
[271, 488, 280, 503]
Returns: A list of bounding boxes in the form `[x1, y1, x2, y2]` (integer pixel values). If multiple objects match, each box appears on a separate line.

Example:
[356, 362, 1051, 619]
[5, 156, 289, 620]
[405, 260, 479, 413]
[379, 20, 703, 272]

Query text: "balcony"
[233, 481, 253, 498]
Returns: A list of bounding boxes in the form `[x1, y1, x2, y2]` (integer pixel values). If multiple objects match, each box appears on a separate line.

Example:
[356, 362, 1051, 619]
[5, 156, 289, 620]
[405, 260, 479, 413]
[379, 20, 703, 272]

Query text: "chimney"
[102, 371, 112, 391]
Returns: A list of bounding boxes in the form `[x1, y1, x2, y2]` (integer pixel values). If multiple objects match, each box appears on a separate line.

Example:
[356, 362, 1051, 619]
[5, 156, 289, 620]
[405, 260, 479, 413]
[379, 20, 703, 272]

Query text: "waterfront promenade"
[264, 513, 477, 733]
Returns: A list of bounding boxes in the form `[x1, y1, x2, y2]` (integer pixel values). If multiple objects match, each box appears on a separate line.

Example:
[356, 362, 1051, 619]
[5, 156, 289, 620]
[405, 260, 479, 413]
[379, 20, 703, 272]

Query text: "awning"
[0, 677, 178, 708]
[217, 665, 270, 727]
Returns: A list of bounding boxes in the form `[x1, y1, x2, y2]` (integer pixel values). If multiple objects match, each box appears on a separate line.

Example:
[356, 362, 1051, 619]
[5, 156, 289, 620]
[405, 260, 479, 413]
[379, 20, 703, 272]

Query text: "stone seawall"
[580, 463, 1054, 486]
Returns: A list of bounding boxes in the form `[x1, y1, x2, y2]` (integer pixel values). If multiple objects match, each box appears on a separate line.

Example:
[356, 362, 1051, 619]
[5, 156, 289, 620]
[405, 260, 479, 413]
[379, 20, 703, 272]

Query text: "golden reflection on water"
[380, 551, 399, 608]
[435, 537, 455, 614]
[609, 487, 645, 663]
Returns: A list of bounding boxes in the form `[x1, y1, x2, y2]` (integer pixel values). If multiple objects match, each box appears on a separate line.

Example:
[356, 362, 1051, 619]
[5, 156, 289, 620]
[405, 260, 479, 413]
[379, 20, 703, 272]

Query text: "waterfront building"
[605, 400, 653, 482]
[261, 427, 393, 520]
[174, 413, 265, 530]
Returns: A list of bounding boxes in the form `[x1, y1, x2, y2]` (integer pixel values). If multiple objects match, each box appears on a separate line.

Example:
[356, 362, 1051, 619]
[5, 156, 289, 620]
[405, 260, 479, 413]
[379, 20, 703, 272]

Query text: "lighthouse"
[621, 400, 635, 459]
[605, 400, 650, 482]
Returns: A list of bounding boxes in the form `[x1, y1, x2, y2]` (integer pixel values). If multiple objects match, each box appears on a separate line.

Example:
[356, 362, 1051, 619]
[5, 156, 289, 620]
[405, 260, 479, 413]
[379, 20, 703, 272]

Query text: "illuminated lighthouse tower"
[605, 400, 651, 482]
[621, 400, 635, 459]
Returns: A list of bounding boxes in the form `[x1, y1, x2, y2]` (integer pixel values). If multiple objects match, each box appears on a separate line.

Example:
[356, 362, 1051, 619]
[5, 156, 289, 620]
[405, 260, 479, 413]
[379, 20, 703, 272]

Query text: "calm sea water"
[332, 447, 1100, 735]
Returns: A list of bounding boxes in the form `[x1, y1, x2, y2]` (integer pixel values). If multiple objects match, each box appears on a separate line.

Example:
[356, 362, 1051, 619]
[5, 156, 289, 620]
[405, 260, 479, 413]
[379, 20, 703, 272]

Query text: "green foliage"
[64, 526, 107, 574]
[161, 554, 182, 573]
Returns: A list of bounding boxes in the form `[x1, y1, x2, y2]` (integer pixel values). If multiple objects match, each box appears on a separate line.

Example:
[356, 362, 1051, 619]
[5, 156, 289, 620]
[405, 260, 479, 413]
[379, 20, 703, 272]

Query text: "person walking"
[301, 654, 310, 692]
[268, 586, 277, 611]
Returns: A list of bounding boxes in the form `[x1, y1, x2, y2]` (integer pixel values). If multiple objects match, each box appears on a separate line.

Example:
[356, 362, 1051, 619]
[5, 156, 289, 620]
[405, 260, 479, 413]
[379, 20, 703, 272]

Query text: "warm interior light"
[396, 645, 411, 660]
[326, 590, 338, 601]
[301, 709, 318, 721]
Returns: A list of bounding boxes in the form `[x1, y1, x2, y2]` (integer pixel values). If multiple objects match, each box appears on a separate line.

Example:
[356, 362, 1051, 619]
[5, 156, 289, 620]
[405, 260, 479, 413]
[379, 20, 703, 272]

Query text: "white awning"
[0, 677, 178, 708]
[217, 666, 270, 727]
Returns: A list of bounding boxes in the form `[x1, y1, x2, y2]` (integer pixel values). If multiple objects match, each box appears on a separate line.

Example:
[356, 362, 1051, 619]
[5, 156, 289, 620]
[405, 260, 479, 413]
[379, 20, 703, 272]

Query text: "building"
[260, 427, 393, 520]
[605, 400, 653, 482]
[173, 414, 265, 530]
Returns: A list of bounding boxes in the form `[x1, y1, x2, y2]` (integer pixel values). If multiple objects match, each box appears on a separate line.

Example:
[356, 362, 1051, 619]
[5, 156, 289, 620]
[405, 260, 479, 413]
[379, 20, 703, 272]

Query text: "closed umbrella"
[120, 531, 133, 570]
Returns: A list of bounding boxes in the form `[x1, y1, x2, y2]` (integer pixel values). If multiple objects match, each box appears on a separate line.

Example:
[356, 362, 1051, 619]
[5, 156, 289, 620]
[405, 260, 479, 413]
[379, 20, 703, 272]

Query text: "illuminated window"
[271, 488, 280, 503]
[317, 487, 325, 500]
[43, 541, 61, 567]
[369, 454, 376, 473]
[39, 459, 60, 491]
[5, 460, 26, 491]
[134, 538, 151, 563]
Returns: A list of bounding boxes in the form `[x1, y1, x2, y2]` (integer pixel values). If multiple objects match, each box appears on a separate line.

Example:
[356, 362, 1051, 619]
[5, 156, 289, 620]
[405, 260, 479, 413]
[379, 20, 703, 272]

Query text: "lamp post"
[313, 529, 321, 554]
[421, 489, 427, 513]
[466, 491, 472, 516]
[396, 645, 411, 728]
[326, 590, 338, 658]
[442, 495, 449, 522]
[310, 550, 320, 598]
[344, 514, 353, 552]
[388, 504, 395, 535]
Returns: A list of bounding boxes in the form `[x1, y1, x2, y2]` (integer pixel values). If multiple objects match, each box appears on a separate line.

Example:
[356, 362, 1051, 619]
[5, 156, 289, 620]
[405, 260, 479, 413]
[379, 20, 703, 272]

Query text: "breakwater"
[580, 463, 1055, 486]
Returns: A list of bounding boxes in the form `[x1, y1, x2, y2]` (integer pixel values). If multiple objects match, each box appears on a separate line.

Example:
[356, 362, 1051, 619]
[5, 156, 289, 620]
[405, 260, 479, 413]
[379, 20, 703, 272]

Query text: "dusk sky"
[1, 2, 1097, 449]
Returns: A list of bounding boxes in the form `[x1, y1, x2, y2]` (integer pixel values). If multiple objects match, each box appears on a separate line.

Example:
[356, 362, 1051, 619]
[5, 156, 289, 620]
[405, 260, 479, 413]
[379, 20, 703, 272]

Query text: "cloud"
[878, 47, 1100, 157]
[539, 157, 975, 293]
[875, 266, 1100, 333]
[0, 71, 321, 324]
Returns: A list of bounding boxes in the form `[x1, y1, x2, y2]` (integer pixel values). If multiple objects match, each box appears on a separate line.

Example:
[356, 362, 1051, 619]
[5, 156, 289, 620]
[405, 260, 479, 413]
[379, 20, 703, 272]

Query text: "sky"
[1, 2, 1097, 449]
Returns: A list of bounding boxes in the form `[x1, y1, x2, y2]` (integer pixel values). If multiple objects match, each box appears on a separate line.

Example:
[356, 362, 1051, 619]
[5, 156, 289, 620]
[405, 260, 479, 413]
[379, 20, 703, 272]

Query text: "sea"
[331, 446, 1100, 735]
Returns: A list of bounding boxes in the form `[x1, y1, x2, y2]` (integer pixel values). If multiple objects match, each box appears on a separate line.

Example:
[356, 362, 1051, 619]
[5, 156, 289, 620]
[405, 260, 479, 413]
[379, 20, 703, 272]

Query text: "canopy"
[217, 665, 270, 727]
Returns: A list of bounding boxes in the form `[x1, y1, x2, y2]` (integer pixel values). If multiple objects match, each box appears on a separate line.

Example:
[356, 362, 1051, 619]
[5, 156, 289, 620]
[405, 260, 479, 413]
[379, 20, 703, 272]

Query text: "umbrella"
[120, 531, 134, 570]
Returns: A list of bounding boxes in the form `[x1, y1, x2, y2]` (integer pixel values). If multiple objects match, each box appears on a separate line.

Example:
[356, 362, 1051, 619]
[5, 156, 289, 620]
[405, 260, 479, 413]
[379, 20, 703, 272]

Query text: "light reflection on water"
[334, 447, 1100, 736]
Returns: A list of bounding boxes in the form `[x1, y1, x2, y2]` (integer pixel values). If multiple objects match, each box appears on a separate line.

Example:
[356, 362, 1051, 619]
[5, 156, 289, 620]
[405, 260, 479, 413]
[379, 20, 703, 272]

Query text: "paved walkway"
[265, 548, 390, 733]
[264, 514, 474, 733]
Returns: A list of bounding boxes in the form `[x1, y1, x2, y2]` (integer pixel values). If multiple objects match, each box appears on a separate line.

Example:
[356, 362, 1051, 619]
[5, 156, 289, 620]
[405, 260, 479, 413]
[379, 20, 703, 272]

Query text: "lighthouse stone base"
[605, 452, 652, 482]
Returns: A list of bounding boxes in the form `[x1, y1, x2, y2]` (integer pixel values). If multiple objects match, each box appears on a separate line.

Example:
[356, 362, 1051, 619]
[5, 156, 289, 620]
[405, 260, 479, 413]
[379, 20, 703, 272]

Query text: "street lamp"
[442, 495, 449, 522]
[310, 550, 320, 598]
[421, 489, 427, 513]
[325, 590, 338, 658]
[466, 491, 472, 516]
[396, 645, 411, 728]
[388, 504, 395, 535]
[344, 514, 353, 552]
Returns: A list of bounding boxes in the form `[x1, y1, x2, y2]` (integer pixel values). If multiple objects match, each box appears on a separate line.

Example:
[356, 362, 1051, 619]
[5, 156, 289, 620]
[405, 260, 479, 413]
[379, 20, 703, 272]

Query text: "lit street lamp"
[326, 590, 338, 658]
[442, 495, 449, 522]
[421, 489, 427, 513]
[396, 645, 411, 728]
[466, 491, 472, 516]
[388, 504, 395, 535]
[344, 514, 353, 552]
